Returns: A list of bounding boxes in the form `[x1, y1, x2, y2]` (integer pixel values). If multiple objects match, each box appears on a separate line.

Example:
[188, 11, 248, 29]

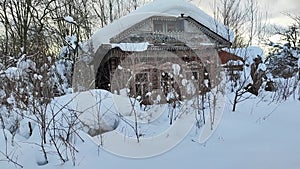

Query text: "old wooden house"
[76, 0, 233, 103]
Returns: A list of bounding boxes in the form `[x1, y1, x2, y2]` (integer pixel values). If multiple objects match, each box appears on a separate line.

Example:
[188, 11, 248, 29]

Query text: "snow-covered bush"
[51, 59, 74, 95]
[0, 52, 77, 165]
[266, 43, 299, 79]
[265, 23, 300, 101]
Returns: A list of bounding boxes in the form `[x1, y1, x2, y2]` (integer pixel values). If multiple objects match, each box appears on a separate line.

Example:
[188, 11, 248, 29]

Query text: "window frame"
[153, 18, 184, 33]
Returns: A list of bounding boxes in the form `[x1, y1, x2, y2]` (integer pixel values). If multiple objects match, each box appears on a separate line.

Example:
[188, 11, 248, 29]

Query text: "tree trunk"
[232, 90, 239, 112]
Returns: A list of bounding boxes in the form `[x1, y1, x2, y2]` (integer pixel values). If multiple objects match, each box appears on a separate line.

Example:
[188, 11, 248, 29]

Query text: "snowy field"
[1, 0, 299, 168]
[1, 89, 299, 169]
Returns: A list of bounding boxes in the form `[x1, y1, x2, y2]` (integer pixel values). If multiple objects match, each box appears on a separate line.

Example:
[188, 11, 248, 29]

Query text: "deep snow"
[1, 88, 300, 169]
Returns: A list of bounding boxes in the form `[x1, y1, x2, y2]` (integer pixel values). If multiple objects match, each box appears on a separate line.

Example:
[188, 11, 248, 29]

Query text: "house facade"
[75, 0, 233, 104]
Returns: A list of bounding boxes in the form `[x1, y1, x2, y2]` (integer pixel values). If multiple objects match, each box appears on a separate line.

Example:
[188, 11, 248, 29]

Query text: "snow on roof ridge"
[90, 0, 233, 53]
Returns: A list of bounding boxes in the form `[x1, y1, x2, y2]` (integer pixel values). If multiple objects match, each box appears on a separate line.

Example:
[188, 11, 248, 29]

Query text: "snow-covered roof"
[225, 46, 264, 65]
[89, 0, 233, 53]
[111, 42, 149, 52]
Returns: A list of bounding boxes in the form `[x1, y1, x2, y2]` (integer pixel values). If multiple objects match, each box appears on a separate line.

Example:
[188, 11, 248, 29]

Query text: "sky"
[194, 0, 300, 26]
[260, 0, 300, 25]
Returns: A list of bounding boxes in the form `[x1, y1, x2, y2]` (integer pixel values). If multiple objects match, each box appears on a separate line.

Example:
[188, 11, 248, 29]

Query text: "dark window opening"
[192, 71, 198, 80]
[110, 58, 117, 70]
[151, 69, 160, 89]
[161, 72, 175, 95]
[186, 71, 200, 80]
[135, 83, 149, 97]
[135, 72, 148, 83]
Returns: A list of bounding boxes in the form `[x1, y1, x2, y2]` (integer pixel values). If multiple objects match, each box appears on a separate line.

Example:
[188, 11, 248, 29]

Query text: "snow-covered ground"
[1, 88, 300, 169]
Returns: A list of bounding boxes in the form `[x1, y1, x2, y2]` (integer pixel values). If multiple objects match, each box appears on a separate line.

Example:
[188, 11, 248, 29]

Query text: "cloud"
[195, 0, 298, 26]
[262, 0, 299, 26]
[265, 0, 300, 16]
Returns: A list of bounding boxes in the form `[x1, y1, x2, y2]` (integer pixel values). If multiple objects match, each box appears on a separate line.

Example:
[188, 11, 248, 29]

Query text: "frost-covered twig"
[0, 151, 23, 168]
[0, 124, 23, 168]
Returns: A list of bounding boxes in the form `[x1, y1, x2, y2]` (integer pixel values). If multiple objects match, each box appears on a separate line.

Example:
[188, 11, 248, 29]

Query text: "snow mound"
[64, 16, 76, 24]
[70, 90, 120, 136]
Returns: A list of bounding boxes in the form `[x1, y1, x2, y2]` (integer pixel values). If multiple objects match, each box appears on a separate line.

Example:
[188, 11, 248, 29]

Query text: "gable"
[88, 0, 233, 54]
[110, 16, 230, 49]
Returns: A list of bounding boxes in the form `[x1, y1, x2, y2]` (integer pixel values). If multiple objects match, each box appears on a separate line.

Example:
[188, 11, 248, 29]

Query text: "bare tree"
[213, 0, 268, 111]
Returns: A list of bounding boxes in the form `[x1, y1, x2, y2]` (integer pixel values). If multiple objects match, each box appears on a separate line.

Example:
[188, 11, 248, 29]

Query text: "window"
[153, 20, 164, 32]
[153, 19, 184, 33]
[161, 72, 175, 95]
[135, 72, 148, 83]
[192, 71, 198, 80]
[135, 83, 148, 97]
[176, 20, 184, 32]
[166, 21, 176, 32]
[135, 73, 149, 98]
[110, 57, 118, 70]
[186, 71, 199, 80]
[151, 69, 160, 89]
